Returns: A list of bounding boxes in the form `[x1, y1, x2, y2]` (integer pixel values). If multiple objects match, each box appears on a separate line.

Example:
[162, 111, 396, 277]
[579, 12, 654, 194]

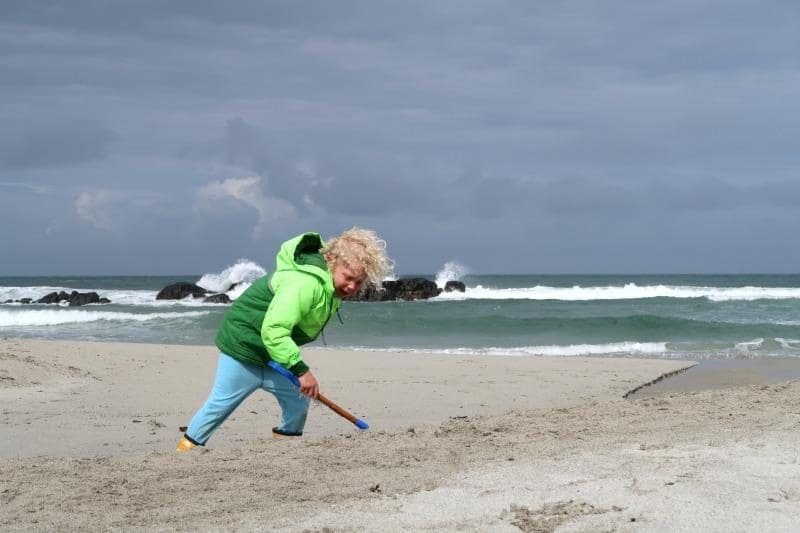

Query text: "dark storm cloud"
[1, 1, 799, 274]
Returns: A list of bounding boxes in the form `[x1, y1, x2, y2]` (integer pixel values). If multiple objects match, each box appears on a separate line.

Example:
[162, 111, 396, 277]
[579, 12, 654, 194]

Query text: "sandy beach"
[2, 338, 800, 531]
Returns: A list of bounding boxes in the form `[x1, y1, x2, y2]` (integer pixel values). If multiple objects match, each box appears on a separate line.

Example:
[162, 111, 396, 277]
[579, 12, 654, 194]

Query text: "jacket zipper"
[313, 296, 338, 346]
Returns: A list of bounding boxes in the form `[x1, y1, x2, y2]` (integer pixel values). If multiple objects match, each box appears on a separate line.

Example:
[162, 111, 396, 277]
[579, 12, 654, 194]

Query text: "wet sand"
[627, 356, 800, 399]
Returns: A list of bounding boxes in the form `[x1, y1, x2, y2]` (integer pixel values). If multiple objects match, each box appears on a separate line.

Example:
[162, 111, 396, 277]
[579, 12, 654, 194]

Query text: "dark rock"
[34, 291, 109, 306]
[19, 298, 32, 304]
[68, 292, 101, 306]
[37, 291, 62, 304]
[350, 277, 441, 301]
[3, 300, 11, 304]
[156, 282, 208, 300]
[386, 278, 441, 300]
[203, 293, 231, 304]
[350, 284, 391, 302]
[35, 291, 70, 304]
[444, 281, 466, 292]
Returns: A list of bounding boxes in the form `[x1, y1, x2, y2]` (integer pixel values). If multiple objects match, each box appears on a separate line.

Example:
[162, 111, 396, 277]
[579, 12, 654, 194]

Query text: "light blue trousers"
[186, 352, 309, 445]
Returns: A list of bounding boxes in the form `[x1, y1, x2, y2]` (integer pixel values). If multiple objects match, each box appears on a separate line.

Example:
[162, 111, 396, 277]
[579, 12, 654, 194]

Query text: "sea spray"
[435, 261, 469, 289]
[196, 259, 266, 297]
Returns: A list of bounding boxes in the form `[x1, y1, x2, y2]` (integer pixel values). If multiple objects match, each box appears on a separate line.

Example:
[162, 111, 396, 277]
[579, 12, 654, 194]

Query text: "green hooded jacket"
[214, 233, 341, 376]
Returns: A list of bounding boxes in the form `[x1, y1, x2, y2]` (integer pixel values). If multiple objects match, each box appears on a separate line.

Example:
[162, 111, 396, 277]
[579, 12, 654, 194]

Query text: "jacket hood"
[275, 232, 334, 292]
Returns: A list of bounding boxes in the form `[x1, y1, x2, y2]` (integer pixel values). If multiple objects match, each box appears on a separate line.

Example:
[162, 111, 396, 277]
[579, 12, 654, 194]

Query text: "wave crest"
[196, 259, 266, 298]
[336, 342, 669, 357]
[435, 283, 800, 302]
[0, 310, 211, 327]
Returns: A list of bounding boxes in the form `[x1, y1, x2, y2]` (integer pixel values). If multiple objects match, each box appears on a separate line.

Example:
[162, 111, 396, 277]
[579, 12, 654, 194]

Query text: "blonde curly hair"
[322, 227, 393, 287]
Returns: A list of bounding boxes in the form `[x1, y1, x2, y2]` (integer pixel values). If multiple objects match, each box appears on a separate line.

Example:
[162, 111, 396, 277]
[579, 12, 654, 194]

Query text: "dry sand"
[2, 338, 800, 531]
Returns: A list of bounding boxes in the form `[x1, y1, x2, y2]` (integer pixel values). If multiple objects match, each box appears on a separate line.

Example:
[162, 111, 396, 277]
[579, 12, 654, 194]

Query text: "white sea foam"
[434, 261, 469, 289]
[434, 283, 800, 302]
[0, 286, 176, 306]
[0, 286, 74, 302]
[337, 342, 669, 358]
[196, 259, 266, 295]
[0, 260, 266, 308]
[5, 280, 800, 308]
[0, 310, 210, 327]
[103, 289, 241, 306]
[0, 287, 239, 308]
[735, 338, 764, 352]
[775, 338, 800, 349]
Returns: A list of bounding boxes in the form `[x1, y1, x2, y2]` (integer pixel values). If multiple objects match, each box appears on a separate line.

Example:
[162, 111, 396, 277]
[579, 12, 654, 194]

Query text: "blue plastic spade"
[268, 360, 369, 430]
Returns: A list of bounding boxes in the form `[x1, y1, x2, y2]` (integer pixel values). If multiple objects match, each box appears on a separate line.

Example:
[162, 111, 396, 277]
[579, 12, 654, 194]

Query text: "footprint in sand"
[500, 500, 616, 532]
[768, 488, 800, 503]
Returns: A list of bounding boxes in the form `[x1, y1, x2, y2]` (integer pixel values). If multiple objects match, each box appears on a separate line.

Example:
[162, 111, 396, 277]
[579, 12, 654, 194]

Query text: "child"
[177, 228, 392, 451]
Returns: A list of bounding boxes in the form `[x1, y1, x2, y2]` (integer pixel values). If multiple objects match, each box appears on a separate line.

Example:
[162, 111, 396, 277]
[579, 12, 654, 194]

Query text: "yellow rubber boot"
[176, 436, 197, 452]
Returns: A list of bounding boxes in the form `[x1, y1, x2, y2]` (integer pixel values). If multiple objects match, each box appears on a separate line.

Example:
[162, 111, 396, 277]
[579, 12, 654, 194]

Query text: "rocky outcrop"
[444, 281, 466, 292]
[37, 291, 68, 304]
[386, 278, 441, 300]
[350, 278, 442, 301]
[154, 281, 234, 304]
[67, 292, 104, 306]
[203, 293, 231, 304]
[353, 284, 390, 302]
[155, 282, 208, 300]
[0, 291, 112, 306]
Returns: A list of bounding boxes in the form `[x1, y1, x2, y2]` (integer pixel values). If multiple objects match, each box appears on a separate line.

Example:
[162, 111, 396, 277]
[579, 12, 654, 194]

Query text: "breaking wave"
[435, 261, 469, 289]
[436, 284, 800, 302]
[335, 342, 669, 357]
[0, 310, 211, 327]
[196, 259, 266, 299]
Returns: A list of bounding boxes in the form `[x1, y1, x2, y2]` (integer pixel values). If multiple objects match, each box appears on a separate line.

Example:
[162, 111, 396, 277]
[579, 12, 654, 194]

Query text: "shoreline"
[0, 337, 691, 458]
[627, 356, 800, 399]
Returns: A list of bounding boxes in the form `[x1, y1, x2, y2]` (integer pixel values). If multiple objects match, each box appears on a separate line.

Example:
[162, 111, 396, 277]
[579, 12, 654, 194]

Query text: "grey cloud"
[217, 111, 800, 223]
[536, 179, 800, 216]
[0, 181, 51, 194]
[218, 117, 438, 217]
[2, 1, 799, 274]
[0, 119, 116, 170]
[225, 118, 262, 167]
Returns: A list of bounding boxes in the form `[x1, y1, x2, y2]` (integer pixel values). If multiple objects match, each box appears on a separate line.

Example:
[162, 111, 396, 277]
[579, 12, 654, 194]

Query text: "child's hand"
[299, 371, 320, 399]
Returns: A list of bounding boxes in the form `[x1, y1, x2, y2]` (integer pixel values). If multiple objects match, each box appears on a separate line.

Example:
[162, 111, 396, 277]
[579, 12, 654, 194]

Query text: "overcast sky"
[1, 1, 799, 275]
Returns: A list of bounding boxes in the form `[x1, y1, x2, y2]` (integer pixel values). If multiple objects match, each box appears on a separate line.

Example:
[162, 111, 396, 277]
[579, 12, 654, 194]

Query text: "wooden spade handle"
[267, 361, 368, 429]
[318, 393, 358, 424]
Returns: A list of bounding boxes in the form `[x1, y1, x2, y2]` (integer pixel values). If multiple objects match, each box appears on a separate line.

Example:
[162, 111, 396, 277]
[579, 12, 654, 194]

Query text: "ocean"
[2, 261, 800, 360]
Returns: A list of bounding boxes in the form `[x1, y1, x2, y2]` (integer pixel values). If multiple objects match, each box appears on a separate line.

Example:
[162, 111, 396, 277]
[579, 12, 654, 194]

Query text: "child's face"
[332, 263, 367, 298]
